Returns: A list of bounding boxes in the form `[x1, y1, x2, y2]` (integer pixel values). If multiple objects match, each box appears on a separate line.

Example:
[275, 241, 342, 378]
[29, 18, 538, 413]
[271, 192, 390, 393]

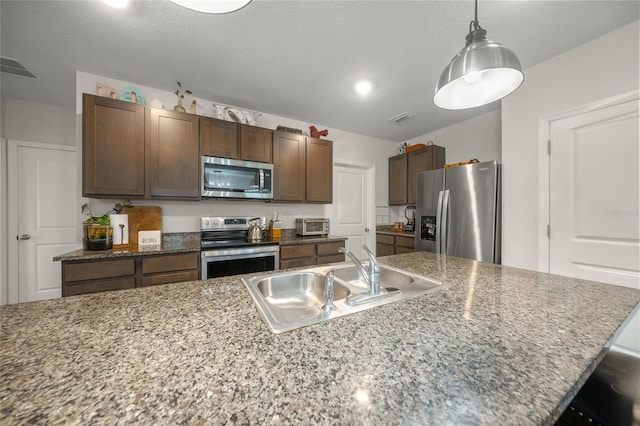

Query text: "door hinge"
[547, 224, 551, 239]
[546, 139, 551, 155]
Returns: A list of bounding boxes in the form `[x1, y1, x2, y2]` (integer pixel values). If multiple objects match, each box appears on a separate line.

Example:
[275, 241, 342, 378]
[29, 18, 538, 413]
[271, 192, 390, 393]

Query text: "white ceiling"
[1, 1, 638, 142]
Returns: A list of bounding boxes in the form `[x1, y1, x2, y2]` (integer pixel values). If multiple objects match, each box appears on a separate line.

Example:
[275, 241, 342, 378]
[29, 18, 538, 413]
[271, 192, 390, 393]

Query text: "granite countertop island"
[2, 251, 639, 424]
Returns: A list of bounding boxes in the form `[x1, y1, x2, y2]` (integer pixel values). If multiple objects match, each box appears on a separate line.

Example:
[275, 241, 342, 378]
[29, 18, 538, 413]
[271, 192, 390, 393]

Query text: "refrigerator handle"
[436, 190, 444, 254]
[441, 190, 450, 254]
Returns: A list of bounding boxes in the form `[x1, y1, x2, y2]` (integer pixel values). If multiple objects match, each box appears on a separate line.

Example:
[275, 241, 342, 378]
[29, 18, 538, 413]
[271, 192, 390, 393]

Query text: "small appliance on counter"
[295, 218, 329, 236]
[405, 206, 416, 232]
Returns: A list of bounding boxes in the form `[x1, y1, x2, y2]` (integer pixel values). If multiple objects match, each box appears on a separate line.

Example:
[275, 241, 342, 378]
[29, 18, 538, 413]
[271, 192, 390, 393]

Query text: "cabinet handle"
[364, 228, 370, 232]
[18, 234, 31, 240]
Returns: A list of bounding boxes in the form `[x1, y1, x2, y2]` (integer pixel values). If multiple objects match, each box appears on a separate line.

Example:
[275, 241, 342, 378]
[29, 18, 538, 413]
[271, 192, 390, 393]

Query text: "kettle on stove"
[247, 218, 263, 242]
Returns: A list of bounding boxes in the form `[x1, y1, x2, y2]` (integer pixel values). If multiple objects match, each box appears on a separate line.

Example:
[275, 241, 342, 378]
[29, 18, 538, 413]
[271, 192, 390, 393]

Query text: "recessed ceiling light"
[101, 0, 129, 9]
[354, 80, 373, 96]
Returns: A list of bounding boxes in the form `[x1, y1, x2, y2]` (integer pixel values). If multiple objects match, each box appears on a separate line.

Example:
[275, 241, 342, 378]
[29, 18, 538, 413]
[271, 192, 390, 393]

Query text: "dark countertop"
[54, 231, 347, 262]
[376, 230, 415, 237]
[53, 232, 202, 262]
[3, 251, 639, 425]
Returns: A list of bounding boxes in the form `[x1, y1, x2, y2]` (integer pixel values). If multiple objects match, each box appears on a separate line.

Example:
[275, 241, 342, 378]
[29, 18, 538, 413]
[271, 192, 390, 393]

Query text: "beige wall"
[2, 98, 75, 145]
[403, 109, 501, 164]
[501, 20, 639, 271]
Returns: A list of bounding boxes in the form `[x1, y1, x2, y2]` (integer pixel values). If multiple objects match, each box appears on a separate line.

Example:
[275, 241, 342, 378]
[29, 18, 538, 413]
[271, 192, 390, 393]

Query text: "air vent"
[1, 56, 38, 79]
[389, 112, 415, 123]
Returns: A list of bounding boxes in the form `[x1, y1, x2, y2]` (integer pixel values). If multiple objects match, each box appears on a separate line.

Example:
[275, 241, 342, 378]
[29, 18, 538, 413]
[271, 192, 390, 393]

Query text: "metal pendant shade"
[169, 0, 252, 14]
[433, 1, 524, 110]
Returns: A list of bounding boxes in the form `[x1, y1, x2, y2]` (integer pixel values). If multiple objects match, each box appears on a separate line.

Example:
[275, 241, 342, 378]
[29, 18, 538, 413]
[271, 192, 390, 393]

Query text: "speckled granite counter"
[2, 251, 639, 425]
[53, 232, 201, 262]
[53, 231, 345, 262]
[278, 230, 347, 246]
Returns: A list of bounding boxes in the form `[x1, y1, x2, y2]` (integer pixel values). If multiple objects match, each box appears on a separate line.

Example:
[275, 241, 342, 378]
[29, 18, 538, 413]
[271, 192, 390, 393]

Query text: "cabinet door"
[407, 146, 446, 205]
[273, 132, 306, 202]
[141, 252, 199, 287]
[395, 235, 415, 252]
[240, 125, 273, 163]
[147, 108, 200, 199]
[200, 117, 238, 159]
[376, 243, 395, 257]
[62, 258, 135, 297]
[388, 154, 408, 205]
[83, 93, 145, 197]
[407, 150, 428, 206]
[305, 138, 333, 203]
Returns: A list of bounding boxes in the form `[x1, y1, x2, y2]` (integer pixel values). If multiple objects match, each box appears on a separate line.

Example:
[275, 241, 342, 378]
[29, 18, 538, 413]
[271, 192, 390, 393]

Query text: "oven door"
[201, 245, 279, 280]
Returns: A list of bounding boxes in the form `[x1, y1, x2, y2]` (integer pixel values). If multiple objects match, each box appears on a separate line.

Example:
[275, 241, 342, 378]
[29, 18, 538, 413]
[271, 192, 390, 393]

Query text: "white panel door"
[549, 99, 639, 289]
[15, 144, 78, 302]
[331, 163, 374, 260]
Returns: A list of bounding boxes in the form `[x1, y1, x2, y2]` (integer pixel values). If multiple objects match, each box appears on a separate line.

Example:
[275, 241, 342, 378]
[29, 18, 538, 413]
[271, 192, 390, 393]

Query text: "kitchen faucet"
[339, 245, 380, 295]
[322, 271, 337, 313]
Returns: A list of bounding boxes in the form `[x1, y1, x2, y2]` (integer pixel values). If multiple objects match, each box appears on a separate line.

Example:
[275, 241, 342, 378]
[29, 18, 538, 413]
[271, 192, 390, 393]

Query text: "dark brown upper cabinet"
[83, 93, 145, 197]
[273, 132, 306, 202]
[272, 132, 333, 203]
[146, 108, 200, 199]
[388, 153, 408, 205]
[200, 118, 272, 164]
[240, 125, 273, 163]
[305, 137, 333, 203]
[407, 145, 445, 205]
[389, 145, 445, 206]
[199, 117, 238, 159]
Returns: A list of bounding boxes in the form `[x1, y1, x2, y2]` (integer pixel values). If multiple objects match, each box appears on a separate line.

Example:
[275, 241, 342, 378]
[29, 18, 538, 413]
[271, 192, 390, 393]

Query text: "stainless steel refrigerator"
[415, 160, 501, 264]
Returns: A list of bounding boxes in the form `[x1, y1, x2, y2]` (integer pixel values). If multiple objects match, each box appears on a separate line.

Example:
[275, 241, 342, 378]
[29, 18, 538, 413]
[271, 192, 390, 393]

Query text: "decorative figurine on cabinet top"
[309, 125, 328, 138]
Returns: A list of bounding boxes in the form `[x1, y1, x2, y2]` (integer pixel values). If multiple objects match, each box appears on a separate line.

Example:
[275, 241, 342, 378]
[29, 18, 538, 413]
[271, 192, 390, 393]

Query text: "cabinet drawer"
[317, 253, 345, 265]
[395, 245, 414, 254]
[280, 244, 316, 259]
[377, 234, 394, 245]
[63, 277, 136, 297]
[316, 241, 344, 256]
[376, 243, 395, 257]
[395, 236, 414, 248]
[64, 259, 135, 282]
[281, 257, 316, 269]
[142, 270, 198, 287]
[142, 252, 199, 274]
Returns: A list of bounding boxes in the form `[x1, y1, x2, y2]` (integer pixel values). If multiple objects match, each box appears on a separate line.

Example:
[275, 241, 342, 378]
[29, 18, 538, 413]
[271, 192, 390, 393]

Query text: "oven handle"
[201, 245, 279, 258]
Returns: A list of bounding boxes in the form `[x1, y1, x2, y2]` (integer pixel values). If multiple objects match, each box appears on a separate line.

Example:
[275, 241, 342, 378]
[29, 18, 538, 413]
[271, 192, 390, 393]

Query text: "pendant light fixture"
[169, 0, 252, 14]
[433, 0, 523, 110]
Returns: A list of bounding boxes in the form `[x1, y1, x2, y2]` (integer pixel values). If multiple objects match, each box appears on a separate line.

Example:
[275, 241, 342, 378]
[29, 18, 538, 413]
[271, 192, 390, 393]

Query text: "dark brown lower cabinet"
[62, 252, 200, 296]
[280, 241, 345, 269]
[376, 233, 415, 256]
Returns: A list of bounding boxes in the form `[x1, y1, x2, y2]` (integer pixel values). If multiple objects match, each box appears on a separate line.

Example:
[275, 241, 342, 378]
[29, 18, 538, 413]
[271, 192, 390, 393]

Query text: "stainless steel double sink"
[242, 262, 446, 333]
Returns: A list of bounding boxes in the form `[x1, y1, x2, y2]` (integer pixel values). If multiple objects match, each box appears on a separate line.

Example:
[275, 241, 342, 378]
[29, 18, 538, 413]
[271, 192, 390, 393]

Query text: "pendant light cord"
[469, 0, 482, 34]
[466, 0, 486, 45]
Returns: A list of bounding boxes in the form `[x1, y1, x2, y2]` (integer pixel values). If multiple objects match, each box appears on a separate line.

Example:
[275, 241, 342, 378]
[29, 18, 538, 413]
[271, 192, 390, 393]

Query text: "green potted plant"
[173, 81, 192, 112]
[81, 201, 131, 250]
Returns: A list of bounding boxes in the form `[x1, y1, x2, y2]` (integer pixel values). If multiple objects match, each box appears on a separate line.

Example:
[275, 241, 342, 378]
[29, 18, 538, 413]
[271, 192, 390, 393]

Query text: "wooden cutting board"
[122, 206, 162, 245]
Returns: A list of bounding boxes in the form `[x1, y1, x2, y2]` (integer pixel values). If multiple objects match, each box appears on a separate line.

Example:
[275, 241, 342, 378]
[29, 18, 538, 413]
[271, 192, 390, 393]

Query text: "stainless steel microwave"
[295, 218, 329, 236]
[201, 156, 273, 199]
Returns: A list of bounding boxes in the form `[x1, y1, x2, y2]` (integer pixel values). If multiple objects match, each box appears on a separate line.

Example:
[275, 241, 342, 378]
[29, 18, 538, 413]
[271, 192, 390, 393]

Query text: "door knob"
[364, 228, 370, 232]
[18, 234, 31, 240]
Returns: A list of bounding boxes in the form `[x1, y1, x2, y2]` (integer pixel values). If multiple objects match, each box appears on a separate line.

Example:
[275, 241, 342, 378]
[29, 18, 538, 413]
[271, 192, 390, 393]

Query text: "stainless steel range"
[200, 216, 279, 280]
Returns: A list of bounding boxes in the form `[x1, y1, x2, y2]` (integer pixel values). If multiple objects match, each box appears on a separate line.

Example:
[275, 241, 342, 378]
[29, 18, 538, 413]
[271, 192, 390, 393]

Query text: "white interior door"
[9, 141, 78, 303]
[330, 162, 375, 260]
[549, 99, 639, 289]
